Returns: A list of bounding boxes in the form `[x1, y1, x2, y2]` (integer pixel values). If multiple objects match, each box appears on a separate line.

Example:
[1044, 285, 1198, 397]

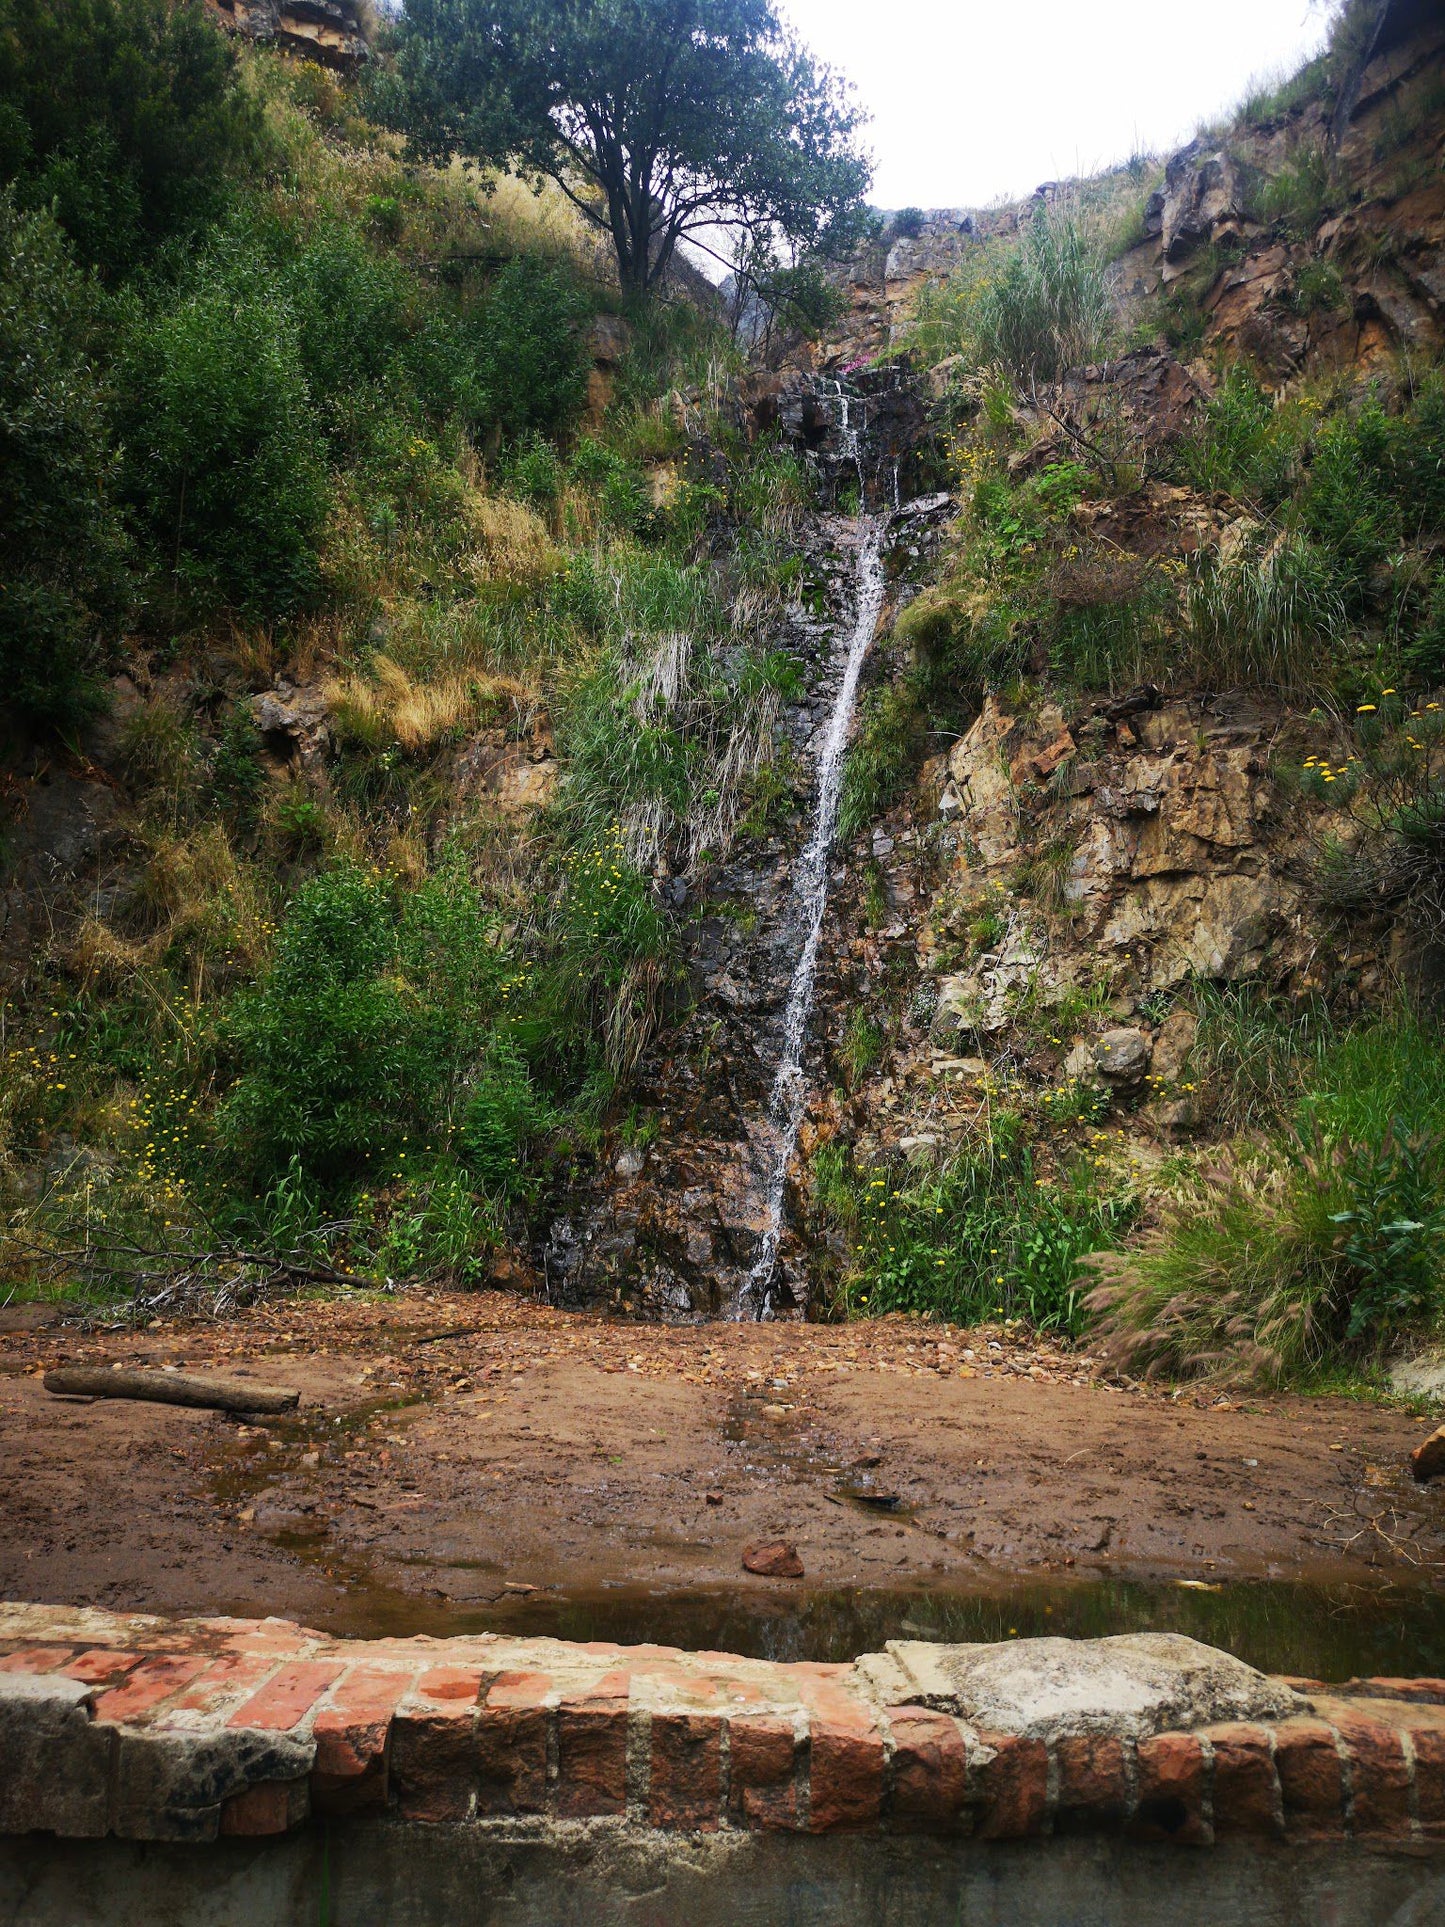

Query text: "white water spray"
[740, 518, 887, 1317]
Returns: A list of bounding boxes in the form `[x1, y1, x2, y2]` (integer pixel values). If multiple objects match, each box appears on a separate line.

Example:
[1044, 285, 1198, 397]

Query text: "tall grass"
[975, 199, 1113, 386]
[1089, 1013, 1445, 1383]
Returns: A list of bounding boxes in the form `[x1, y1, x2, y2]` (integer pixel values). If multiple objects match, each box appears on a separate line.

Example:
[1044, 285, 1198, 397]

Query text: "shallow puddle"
[295, 1570, 1445, 1680]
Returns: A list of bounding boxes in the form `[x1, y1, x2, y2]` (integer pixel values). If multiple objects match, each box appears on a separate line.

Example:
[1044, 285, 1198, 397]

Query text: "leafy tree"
[0, 0, 262, 277]
[0, 190, 128, 726]
[377, 0, 871, 301]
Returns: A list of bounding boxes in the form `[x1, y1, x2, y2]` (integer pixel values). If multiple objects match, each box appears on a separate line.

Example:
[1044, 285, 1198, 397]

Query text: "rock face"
[207, 0, 369, 69]
[857, 1634, 1303, 1742]
[927, 690, 1350, 1026]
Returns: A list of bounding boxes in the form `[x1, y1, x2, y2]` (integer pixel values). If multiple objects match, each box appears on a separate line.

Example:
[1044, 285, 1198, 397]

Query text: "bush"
[470, 258, 590, 441]
[0, 0, 261, 277]
[119, 245, 328, 618]
[824, 1140, 1133, 1335]
[0, 191, 128, 725]
[220, 859, 510, 1189]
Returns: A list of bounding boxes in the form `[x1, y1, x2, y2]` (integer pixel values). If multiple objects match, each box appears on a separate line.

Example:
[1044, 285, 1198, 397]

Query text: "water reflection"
[469, 1575, 1445, 1679]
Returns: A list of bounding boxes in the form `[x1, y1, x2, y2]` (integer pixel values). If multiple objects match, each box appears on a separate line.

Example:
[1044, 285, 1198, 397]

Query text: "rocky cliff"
[206, 0, 370, 69]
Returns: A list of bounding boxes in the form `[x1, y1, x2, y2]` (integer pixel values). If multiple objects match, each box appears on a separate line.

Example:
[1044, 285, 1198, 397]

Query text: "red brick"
[311, 1668, 411, 1815]
[62, 1651, 143, 1687]
[1275, 1720, 1345, 1838]
[887, 1708, 970, 1828]
[391, 1694, 479, 1824]
[475, 1705, 549, 1816]
[1411, 1727, 1445, 1833]
[164, 1654, 276, 1717]
[1337, 1712, 1412, 1840]
[974, 1733, 1049, 1840]
[727, 1715, 799, 1830]
[650, 1712, 722, 1831]
[809, 1715, 885, 1832]
[1131, 1732, 1209, 1845]
[219, 1780, 307, 1837]
[1055, 1734, 1128, 1830]
[1206, 1723, 1279, 1837]
[0, 1647, 73, 1675]
[417, 1666, 483, 1704]
[1357, 1678, 1445, 1705]
[474, 1670, 552, 1818]
[92, 1654, 209, 1723]
[229, 1661, 344, 1733]
[556, 1700, 629, 1818]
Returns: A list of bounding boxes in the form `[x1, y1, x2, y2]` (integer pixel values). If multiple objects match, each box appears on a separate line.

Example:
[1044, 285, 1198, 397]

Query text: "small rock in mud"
[743, 1541, 804, 1578]
[1411, 1427, 1445, 1482]
[760, 1403, 790, 1420]
[705, 1491, 724, 1505]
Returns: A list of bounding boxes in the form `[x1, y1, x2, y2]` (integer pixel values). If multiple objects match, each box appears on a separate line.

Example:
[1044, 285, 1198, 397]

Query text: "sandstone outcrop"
[207, 0, 370, 69]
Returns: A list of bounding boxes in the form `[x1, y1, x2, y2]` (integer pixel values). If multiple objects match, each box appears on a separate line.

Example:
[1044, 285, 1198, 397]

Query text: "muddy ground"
[3, 1291, 1444, 1663]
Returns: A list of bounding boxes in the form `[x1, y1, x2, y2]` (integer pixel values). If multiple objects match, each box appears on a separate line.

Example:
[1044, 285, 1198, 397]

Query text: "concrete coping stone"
[857, 1634, 1305, 1740]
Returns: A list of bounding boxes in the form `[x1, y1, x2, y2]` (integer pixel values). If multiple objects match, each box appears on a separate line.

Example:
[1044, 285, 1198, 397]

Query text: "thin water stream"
[740, 515, 888, 1317]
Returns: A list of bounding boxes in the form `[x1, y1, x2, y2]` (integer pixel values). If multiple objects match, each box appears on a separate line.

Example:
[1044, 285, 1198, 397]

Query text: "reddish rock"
[1055, 1733, 1128, 1830]
[390, 1695, 479, 1824]
[974, 1732, 1049, 1840]
[809, 1717, 886, 1832]
[1411, 1426, 1445, 1481]
[477, 1672, 553, 1817]
[1408, 1725, 1445, 1835]
[1336, 1711, 1412, 1840]
[727, 1715, 799, 1829]
[742, 1541, 804, 1578]
[219, 1779, 307, 1837]
[229, 1661, 344, 1733]
[555, 1701, 629, 1818]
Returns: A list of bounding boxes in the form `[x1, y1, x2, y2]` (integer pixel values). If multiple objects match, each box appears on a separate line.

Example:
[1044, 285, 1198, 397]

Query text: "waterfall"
[738, 517, 888, 1318]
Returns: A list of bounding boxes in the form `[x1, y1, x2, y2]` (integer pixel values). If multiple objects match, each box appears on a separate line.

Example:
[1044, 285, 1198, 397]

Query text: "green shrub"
[373, 1160, 501, 1282]
[471, 257, 590, 440]
[826, 1141, 1133, 1335]
[0, 191, 128, 726]
[220, 859, 509, 1189]
[838, 681, 928, 838]
[0, 0, 262, 276]
[119, 245, 328, 618]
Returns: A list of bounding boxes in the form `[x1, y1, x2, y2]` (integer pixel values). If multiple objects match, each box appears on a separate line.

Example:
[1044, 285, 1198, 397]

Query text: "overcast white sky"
[777, 0, 1335, 209]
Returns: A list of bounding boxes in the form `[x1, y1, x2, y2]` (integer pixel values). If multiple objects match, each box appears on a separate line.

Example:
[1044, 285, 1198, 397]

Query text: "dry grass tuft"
[464, 496, 561, 589]
[327, 654, 530, 754]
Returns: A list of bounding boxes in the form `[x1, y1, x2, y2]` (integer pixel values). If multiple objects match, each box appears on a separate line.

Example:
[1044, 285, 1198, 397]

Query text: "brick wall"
[2, 1604, 1445, 1852]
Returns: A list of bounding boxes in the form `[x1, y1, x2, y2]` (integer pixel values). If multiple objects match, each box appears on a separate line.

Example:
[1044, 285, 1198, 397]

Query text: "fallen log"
[43, 1367, 300, 1415]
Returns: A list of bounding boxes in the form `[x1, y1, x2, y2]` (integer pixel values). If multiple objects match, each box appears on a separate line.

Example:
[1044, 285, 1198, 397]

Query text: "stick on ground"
[43, 1367, 300, 1415]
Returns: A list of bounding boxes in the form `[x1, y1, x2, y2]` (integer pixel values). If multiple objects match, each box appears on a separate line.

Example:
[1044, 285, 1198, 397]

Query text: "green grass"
[815, 1134, 1135, 1336]
[1089, 1013, 1445, 1384]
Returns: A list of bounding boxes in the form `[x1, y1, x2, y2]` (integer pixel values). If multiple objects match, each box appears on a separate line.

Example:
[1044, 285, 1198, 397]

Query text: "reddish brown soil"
[1, 1292, 1442, 1635]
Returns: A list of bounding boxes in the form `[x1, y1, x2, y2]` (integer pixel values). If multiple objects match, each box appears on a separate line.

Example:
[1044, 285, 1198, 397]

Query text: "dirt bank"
[2, 1294, 1442, 1644]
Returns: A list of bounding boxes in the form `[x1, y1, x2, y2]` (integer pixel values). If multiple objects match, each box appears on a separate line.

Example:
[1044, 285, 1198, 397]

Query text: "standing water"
[740, 518, 888, 1317]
